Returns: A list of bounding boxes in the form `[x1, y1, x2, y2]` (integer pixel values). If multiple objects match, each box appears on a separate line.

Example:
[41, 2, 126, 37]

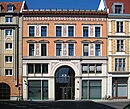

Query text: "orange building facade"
[22, 10, 108, 100]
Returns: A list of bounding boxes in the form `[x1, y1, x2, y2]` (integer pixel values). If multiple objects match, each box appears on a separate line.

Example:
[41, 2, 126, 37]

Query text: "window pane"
[56, 26, 62, 37]
[95, 44, 101, 56]
[42, 80, 48, 100]
[29, 44, 34, 56]
[56, 44, 61, 56]
[96, 64, 102, 73]
[89, 80, 101, 99]
[28, 80, 41, 100]
[83, 44, 89, 56]
[42, 64, 48, 74]
[82, 64, 88, 73]
[83, 27, 88, 37]
[41, 44, 46, 56]
[41, 26, 47, 37]
[82, 80, 88, 99]
[68, 44, 74, 56]
[5, 43, 12, 49]
[29, 26, 35, 37]
[89, 64, 95, 73]
[5, 30, 12, 36]
[28, 64, 33, 74]
[115, 5, 122, 13]
[35, 64, 41, 73]
[95, 27, 100, 37]
[68, 26, 74, 37]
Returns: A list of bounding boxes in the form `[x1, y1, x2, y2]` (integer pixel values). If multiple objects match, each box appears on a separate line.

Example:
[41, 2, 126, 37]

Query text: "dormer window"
[113, 3, 124, 14]
[7, 4, 13, 12]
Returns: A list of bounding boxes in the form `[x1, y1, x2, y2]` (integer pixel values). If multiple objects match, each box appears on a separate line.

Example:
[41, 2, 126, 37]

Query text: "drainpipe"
[15, 13, 19, 87]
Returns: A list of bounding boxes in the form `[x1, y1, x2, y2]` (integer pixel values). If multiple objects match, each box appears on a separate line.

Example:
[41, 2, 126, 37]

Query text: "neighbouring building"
[0, 1, 27, 100]
[22, 9, 108, 100]
[98, 0, 130, 99]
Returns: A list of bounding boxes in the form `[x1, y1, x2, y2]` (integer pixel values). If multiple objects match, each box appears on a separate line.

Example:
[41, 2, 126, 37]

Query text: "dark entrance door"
[0, 83, 10, 100]
[55, 66, 75, 100]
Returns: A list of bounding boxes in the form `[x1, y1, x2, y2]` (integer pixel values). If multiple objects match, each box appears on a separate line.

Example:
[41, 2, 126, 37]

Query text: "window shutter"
[111, 20, 116, 35]
[125, 39, 129, 54]
[112, 39, 116, 54]
[125, 21, 129, 35]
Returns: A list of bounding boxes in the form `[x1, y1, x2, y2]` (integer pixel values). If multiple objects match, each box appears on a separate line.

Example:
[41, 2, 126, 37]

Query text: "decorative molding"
[24, 17, 107, 22]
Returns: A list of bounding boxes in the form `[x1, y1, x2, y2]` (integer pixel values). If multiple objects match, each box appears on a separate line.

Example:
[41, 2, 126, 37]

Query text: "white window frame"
[67, 43, 75, 56]
[5, 56, 13, 63]
[112, 3, 124, 14]
[5, 43, 13, 50]
[115, 58, 125, 71]
[5, 17, 13, 23]
[82, 43, 90, 56]
[28, 43, 36, 56]
[67, 25, 75, 37]
[94, 43, 102, 56]
[39, 25, 48, 37]
[55, 25, 64, 37]
[82, 25, 90, 37]
[116, 40, 124, 52]
[40, 43, 48, 56]
[5, 69, 13, 76]
[5, 29, 13, 37]
[28, 25, 36, 37]
[55, 43, 63, 56]
[94, 25, 102, 37]
[116, 21, 123, 33]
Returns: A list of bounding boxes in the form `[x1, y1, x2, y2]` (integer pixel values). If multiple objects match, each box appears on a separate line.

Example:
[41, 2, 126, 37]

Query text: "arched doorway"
[55, 66, 75, 100]
[0, 83, 10, 100]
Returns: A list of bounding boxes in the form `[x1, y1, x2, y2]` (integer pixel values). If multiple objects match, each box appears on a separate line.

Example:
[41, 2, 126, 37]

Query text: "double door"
[59, 87, 73, 99]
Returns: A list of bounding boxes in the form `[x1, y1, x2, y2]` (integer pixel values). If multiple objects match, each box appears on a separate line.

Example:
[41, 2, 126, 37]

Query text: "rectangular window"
[5, 43, 12, 49]
[41, 44, 47, 56]
[29, 26, 35, 37]
[82, 64, 102, 74]
[83, 44, 89, 56]
[41, 26, 47, 37]
[95, 44, 101, 56]
[96, 64, 102, 73]
[28, 80, 48, 100]
[115, 5, 122, 14]
[82, 64, 89, 74]
[115, 58, 125, 71]
[82, 80, 101, 99]
[83, 27, 89, 37]
[42, 80, 48, 100]
[5, 69, 12, 76]
[42, 64, 48, 74]
[29, 44, 34, 56]
[5, 29, 13, 36]
[116, 21, 123, 33]
[6, 17, 12, 23]
[5, 56, 12, 62]
[117, 40, 124, 52]
[56, 26, 62, 37]
[56, 44, 62, 56]
[89, 64, 95, 73]
[27, 64, 34, 74]
[28, 80, 41, 100]
[35, 64, 41, 74]
[7, 5, 13, 12]
[95, 27, 100, 37]
[68, 44, 74, 56]
[68, 26, 74, 37]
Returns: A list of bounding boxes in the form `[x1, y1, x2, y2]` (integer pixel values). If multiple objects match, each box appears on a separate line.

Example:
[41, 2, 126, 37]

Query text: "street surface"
[0, 100, 129, 109]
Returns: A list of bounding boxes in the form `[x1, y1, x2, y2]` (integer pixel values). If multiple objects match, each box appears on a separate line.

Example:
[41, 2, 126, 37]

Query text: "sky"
[0, 0, 100, 10]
